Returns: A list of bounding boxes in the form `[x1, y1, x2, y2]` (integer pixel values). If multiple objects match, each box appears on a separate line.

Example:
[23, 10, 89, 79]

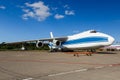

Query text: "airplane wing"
[5, 36, 68, 44]
[38, 36, 68, 42]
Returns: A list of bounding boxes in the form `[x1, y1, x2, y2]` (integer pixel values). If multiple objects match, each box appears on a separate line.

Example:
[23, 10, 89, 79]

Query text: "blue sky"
[0, 0, 120, 43]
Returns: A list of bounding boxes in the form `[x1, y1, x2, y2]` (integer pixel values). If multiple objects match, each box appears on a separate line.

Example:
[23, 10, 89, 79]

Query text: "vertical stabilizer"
[50, 32, 54, 38]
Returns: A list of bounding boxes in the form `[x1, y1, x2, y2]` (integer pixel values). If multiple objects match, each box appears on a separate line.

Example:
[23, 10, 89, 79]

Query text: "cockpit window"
[90, 30, 97, 33]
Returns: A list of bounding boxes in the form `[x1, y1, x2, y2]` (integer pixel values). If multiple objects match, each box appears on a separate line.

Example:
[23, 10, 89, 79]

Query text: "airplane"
[5, 30, 115, 52]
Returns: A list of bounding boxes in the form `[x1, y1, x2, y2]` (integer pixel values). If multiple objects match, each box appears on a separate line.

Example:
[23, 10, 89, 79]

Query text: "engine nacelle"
[36, 41, 44, 48]
[53, 40, 61, 46]
[48, 40, 61, 51]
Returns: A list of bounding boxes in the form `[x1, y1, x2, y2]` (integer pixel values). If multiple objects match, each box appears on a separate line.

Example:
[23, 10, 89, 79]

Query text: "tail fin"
[50, 32, 54, 38]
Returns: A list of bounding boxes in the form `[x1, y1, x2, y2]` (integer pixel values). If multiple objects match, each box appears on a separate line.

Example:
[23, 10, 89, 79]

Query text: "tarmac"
[0, 51, 120, 80]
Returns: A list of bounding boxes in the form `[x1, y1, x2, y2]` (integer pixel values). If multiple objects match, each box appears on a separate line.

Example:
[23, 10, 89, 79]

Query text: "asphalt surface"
[0, 51, 120, 80]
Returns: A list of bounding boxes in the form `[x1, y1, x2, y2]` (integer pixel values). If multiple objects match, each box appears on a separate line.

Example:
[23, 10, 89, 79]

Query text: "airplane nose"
[108, 36, 115, 44]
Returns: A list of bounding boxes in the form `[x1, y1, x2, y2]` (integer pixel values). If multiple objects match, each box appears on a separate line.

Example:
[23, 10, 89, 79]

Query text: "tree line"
[0, 42, 49, 51]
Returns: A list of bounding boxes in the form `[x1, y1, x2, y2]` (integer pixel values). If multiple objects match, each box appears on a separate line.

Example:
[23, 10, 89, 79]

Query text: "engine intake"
[53, 40, 61, 46]
[36, 41, 43, 48]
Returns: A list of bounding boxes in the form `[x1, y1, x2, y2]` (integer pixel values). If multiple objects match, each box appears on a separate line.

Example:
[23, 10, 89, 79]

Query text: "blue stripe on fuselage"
[62, 36, 108, 45]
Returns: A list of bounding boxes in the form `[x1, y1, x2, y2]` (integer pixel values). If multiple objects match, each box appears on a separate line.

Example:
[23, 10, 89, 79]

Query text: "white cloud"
[0, 6, 6, 9]
[64, 5, 70, 9]
[65, 10, 75, 15]
[54, 14, 64, 19]
[22, 1, 51, 21]
[22, 9, 35, 19]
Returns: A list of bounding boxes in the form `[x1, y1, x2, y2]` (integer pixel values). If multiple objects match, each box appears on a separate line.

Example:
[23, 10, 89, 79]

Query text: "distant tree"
[0, 42, 49, 51]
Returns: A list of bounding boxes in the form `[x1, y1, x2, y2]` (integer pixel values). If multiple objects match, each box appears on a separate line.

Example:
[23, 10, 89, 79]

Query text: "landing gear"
[50, 49, 57, 52]
[85, 49, 96, 56]
[50, 48, 60, 52]
[73, 53, 79, 57]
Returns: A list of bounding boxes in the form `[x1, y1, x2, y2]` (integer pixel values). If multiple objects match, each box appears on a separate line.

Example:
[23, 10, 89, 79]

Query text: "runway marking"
[48, 69, 88, 77]
[48, 65, 115, 77]
[22, 78, 33, 80]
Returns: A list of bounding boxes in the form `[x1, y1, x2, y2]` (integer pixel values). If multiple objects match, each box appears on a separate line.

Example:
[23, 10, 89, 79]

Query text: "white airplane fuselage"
[59, 30, 115, 50]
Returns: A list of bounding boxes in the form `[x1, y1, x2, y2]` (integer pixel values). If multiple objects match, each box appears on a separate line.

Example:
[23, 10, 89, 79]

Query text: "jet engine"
[52, 40, 61, 46]
[49, 40, 61, 51]
[36, 41, 44, 48]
